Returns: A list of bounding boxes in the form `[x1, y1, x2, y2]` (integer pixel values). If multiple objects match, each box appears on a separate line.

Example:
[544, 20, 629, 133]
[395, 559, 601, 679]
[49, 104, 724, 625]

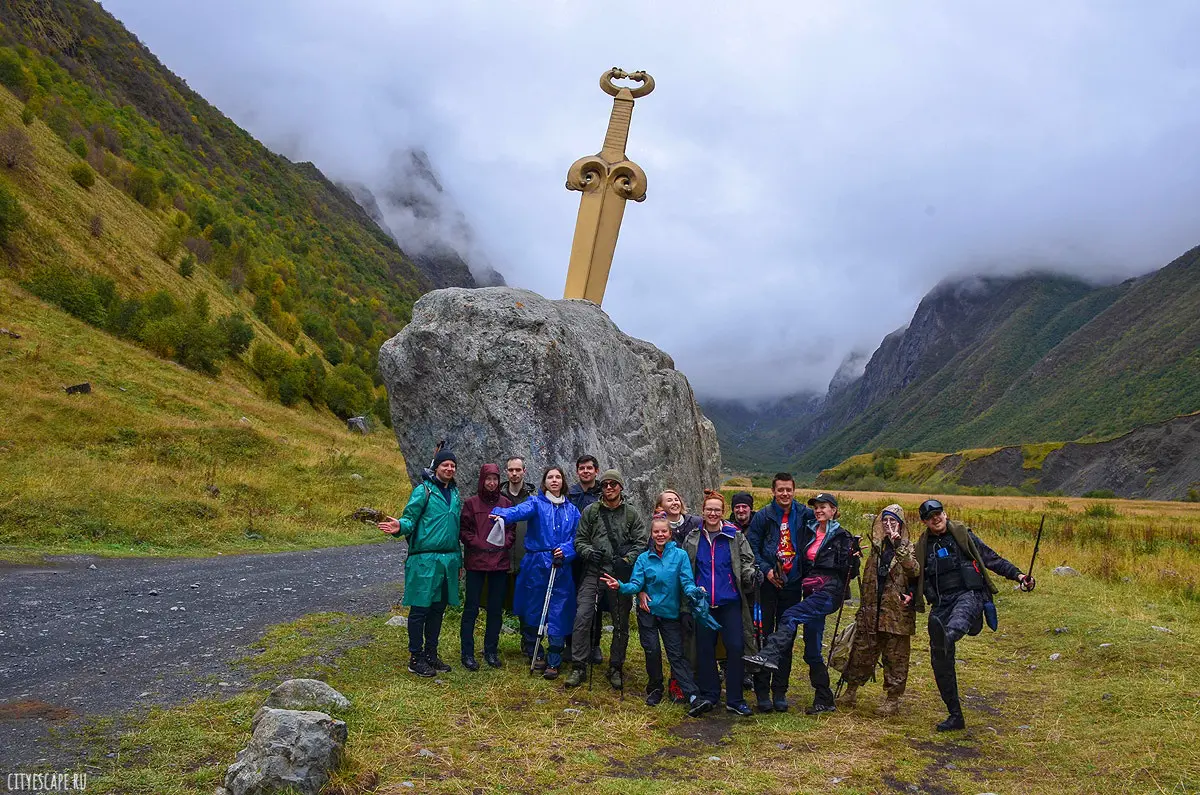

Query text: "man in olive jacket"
[913, 499, 1035, 731]
[565, 469, 647, 689]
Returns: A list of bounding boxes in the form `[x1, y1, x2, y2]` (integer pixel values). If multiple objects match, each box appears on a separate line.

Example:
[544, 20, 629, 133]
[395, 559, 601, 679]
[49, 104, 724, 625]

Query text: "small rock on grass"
[266, 679, 350, 712]
[707, 756, 721, 762]
[563, 708, 582, 715]
[385, 615, 408, 627]
[1150, 625, 1173, 633]
[1099, 643, 1113, 648]
[1053, 627, 1069, 634]
[417, 748, 435, 758]
[1053, 566, 1079, 576]
[1049, 653, 1061, 661]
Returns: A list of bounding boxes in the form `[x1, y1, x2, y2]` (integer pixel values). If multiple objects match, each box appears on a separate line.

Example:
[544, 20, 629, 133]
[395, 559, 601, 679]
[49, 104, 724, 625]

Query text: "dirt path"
[0, 543, 406, 770]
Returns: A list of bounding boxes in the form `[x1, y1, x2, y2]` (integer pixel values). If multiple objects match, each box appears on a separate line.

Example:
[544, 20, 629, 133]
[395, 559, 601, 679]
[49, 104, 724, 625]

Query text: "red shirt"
[777, 512, 797, 574]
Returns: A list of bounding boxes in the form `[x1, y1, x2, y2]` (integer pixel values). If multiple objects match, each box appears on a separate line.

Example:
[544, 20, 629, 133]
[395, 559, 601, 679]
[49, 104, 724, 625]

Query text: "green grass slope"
[0, 279, 410, 560]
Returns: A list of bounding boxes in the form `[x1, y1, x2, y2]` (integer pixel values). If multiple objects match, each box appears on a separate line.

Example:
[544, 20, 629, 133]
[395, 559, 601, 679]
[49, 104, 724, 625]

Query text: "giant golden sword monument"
[562, 68, 655, 305]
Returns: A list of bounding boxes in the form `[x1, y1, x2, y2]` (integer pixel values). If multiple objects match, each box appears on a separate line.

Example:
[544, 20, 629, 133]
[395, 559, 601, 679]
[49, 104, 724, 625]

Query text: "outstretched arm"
[970, 530, 1022, 581]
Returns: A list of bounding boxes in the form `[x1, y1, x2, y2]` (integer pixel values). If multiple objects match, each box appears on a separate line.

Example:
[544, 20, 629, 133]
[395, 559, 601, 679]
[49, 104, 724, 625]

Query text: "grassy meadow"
[71, 492, 1199, 794]
[0, 279, 410, 561]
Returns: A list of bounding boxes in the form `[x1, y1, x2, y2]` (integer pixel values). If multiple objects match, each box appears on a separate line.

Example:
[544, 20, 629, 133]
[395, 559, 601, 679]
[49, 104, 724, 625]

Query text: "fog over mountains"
[106, 1, 1200, 400]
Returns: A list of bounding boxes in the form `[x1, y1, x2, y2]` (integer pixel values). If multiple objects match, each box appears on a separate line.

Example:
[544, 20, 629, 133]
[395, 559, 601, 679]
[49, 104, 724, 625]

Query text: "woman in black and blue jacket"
[744, 492, 860, 714]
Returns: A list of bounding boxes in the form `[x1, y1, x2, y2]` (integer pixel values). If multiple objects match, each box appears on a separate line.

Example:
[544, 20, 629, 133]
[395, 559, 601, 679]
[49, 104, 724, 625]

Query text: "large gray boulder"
[218, 707, 347, 795]
[378, 287, 721, 514]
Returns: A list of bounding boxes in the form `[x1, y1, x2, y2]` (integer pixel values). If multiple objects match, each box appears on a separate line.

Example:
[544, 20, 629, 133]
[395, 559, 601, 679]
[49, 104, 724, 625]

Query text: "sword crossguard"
[601, 68, 655, 98]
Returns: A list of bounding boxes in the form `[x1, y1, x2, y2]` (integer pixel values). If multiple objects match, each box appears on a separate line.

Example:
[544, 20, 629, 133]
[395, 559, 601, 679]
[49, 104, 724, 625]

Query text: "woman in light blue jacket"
[602, 514, 709, 713]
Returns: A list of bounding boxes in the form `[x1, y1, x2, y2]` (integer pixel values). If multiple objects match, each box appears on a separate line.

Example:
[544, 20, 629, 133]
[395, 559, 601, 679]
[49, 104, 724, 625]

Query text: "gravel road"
[0, 543, 406, 771]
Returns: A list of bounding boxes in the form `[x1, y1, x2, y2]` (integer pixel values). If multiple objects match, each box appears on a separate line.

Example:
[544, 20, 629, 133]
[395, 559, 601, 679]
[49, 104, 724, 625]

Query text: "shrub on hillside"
[69, 137, 88, 159]
[23, 265, 111, 326]
[89, 213, 103, 238]
[128, 166, 159, 208]
[69, 161, 95, 189]
[154, 225, 183, 261]
[216, 312, 254, 356]
[0, 49, 34, 99]
[0, 183, 26, 245]
[1084, 502, 1119, 519]
[325, 363, 374, 419]
[20, 105, 34, 126]
[0, 124, 35, 170]
[183, 236, 213, 263]
[178, 252, 195, 278]
[250, 341, 292, 382]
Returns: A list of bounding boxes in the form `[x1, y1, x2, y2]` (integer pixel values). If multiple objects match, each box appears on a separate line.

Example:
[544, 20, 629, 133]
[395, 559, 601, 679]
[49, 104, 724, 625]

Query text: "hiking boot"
[726, 702, 753, 717]
[804, 702, 836, 715]
[742, 653, 777, 672]
[532, 650, 547, 672]
[773, 697, 789, 713]
[564, 665, 586, 688]
[484, 652, 503, 669]
[836, 684, 858, 708]
[686, 698, 714, 718]
[645, 689, 663, 707]
[936, 711, 965, 732]
[542, 666, 560, 680]
[426, 653, 451, 673]
[756, 699, 774, 713]
[875, 697, 900, 717]
[607, 667, 624, 690]
[590, 646, 604, 665]
[461, 654, 480, 672]
[408, 655, 436, 678]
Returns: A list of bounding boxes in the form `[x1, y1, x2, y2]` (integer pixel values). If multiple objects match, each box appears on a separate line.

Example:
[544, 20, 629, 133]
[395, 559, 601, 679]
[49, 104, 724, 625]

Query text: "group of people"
[379, 453, 1036, 731]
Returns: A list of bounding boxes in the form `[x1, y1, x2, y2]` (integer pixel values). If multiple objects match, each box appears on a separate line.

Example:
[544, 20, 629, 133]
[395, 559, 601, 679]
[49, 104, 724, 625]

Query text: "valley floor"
[22, 547, 1198, 794]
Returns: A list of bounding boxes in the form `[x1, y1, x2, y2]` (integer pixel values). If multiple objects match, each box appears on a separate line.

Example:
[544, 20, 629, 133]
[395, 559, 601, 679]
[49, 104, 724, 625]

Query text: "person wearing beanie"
[564, 469, 647, 690]
[728, 492, 755, 532]
[378, 448, 463, 679]
[568, 454, 606, 667]
[458, 464, 514, 671]
[838, 504, 919, 716]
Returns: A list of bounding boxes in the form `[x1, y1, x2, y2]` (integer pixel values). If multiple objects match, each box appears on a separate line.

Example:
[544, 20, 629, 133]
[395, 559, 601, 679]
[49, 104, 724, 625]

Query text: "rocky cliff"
[379, 288, 721, 514]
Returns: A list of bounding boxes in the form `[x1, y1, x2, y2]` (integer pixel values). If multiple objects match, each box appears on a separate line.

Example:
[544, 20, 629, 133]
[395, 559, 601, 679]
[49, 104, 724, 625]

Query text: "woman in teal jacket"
[380, 450, 463, 678]
[602, 514, 707, 710]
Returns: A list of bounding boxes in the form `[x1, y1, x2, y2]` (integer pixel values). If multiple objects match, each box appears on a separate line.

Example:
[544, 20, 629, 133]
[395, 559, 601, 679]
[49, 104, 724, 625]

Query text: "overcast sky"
[106, 1, 1200, 400]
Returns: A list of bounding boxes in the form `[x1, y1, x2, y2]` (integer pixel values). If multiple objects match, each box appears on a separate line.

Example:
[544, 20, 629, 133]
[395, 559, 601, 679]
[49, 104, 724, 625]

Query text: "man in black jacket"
[744, 492, 860, 714]
[913, 499, 1035, 731]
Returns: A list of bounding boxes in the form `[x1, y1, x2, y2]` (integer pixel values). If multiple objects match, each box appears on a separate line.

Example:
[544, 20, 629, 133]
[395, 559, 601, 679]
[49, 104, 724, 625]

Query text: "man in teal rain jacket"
[380, 449, 463, 678]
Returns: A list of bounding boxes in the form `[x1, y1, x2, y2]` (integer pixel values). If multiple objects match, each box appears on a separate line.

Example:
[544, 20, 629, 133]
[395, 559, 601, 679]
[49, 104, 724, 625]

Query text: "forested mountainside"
[0, 0, 488, 426]
[709, 247, 1200, 477]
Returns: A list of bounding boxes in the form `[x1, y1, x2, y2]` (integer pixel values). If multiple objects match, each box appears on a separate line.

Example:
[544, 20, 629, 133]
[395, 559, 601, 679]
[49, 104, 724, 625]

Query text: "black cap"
[807, 492, 838, 509]
[433, 449, 457, 467]
[918, 499, 944, 520]
[731, 491, 754, 509]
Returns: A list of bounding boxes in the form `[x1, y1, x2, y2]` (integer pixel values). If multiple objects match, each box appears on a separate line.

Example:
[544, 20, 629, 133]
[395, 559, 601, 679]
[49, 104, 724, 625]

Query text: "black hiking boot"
[408, 655, 436, 678]
[590, 646, 604, 665]
[756, 698, 774, 713]
[426, 653, 451, 673]
[484, 652, 503, 669]
[461, 654, 480, 672]
[805, 702, 836, 715]
[936, 711, 966, 732]
[607, 667, 624, 690]
[645, 689, 663, 707]
[726, 702, 753, 717]
[686, 698, 714, 718]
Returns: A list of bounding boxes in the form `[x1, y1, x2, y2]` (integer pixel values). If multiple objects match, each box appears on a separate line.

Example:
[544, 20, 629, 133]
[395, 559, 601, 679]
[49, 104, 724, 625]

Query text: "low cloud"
[108, 0, 1200, 400]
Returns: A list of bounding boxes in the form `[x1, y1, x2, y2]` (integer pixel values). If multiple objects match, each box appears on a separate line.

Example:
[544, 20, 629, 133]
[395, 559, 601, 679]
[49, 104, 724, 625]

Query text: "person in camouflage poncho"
[838, 504, 919, 716]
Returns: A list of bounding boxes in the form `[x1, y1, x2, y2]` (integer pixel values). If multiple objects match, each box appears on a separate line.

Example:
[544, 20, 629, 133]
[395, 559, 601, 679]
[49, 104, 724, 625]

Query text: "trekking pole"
[1023, 514, 1045, 590]
[826, 536, 861, 693]
[531, 564, 558, 675]
[588, 570, 603, 692]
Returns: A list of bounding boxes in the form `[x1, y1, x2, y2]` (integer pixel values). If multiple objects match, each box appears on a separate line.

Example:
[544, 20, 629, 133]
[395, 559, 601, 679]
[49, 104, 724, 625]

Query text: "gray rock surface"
[1053, 566, 1080, 576]
[264, 679, 350, 712]
[221, 707, 347, 795]
[379, 288, 721, 514]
